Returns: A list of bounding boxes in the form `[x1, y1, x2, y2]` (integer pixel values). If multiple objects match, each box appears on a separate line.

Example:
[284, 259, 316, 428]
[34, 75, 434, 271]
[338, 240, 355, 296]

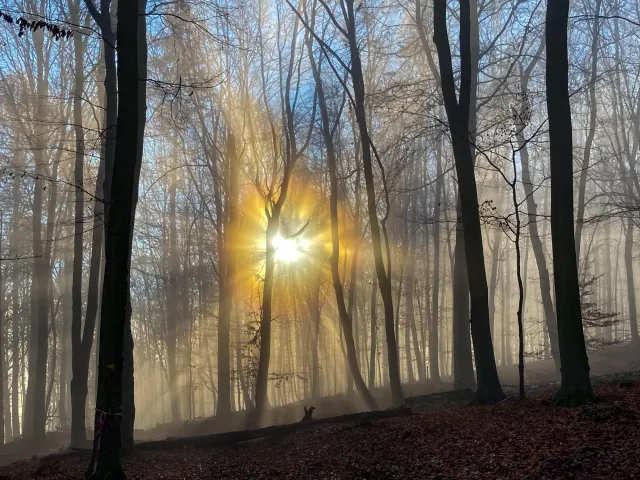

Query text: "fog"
[0, 0, 638, 464]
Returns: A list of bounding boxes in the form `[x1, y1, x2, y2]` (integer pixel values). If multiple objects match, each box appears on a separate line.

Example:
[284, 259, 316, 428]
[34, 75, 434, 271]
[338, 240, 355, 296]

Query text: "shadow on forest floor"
[3, 375, 640, 479]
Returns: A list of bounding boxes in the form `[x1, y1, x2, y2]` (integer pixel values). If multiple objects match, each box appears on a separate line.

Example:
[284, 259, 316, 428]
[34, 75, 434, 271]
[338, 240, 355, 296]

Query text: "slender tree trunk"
[434, 0, 503, 403]
[60, 198, 74, 433]
[504, 246, 513, 367]
[0, 218, 5, 444]
[69, 0, 93, 447]
[167, 145, 180, 423]
[405, 204, 425, 383]
[306, 32, 377, 409]
[488, 215, 501, 338]
[368, 274, 377, 390]
[574, 0, 602, 261]
[25, 27, 51, 443]
[10, 154, 21, 438]
[430, 145, 443, 384]
[624, 217, 638, 341]
[516, 72, 560, 367]
[604, 217, 613, 343]
[217, 131, 240, 419]
[345, 0, 403, 405]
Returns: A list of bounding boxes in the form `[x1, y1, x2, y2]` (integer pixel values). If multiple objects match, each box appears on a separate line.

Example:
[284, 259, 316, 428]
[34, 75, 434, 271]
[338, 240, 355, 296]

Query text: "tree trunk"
[87, 0, 145, 475]
[545, 0, 594, 405]
[516, 62, 560, 368]
[488, 222, 501, 338]
[368, 274, 377, 390]
[10, 154, 21, 438]
[254, 213, 278, 425]
[345, 0, 403, 405]
[451, 207, 475, 389]
[24, 27, 51, 443]
[167, 144, 180, 423]
[624, 217, 638, 341]
[69, 0, 93, 447]
[405, 204, 425, 383]
[0, 218, 5, 444]
[306, 33, 377, 409]
[217, 131, 240, 420]
[434, 0, 503, 403]
[122, 1, 147, 452]
[574, 0, 602, 262]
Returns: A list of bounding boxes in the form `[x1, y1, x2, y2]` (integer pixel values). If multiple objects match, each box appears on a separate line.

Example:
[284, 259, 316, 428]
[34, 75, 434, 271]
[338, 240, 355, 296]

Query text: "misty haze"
[0, 0, 639, 478]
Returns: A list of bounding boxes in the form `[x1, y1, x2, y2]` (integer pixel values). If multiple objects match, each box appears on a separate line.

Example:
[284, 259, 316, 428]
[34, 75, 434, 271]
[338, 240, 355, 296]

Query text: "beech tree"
[433, 0, 504, 404]
[545, 0, 594, 405]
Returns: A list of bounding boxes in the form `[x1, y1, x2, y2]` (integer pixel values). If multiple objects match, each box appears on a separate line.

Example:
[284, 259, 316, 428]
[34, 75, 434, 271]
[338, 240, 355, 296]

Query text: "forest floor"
[2, 373, 640, 479]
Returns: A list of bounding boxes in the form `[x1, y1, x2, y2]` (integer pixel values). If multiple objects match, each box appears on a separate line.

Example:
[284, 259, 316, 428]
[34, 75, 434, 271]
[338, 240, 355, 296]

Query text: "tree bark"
[344, 0, 403, 405]
[368, 274, 378, 390]
[624, 217, 638, 341]
[25, 26, 51, 443]
[306, 28, 377, 409]
[87, 0, 145, 475]
[167, 143, 180, 423]
[574, 0, 602, 262]
[545, 0, 594, 405]
[516, 55, 560, 368]
[10, 150, 22, 439]
[69, 0, 95, 448]
[434, 0, 503, 403]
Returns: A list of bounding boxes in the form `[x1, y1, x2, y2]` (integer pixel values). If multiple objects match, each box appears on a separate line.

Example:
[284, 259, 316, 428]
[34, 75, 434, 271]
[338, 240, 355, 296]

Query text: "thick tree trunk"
[452, 204, 475, 389]
[122, 1, 147, 452]
[87, 0, 145, 475]
[545, 0, 594, 405]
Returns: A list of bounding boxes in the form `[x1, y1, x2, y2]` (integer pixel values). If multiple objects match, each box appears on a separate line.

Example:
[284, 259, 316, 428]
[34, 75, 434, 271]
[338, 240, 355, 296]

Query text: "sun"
[273, 234, 301, 263]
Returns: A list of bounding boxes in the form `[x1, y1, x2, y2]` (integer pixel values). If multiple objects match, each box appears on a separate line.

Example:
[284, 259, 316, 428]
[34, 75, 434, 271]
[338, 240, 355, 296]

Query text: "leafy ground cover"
[2, 379, 640, 479]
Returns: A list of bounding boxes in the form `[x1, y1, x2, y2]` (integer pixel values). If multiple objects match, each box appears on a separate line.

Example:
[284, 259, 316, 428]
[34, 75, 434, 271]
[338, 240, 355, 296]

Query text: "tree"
[69, 0, 96, 449]
[433, 0, 504, 403]
[516, 38, 561, 369]
[253, 0, 315, 426]
[86, 0, 146, 475]
[343, 0, 403, 405]
[545, 0, 594, 406]
[305, 2, 377, 410]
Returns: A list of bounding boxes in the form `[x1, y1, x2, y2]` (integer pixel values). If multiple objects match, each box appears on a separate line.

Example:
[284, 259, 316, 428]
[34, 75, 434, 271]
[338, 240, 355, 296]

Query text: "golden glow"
[273, 234, 301, 263]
